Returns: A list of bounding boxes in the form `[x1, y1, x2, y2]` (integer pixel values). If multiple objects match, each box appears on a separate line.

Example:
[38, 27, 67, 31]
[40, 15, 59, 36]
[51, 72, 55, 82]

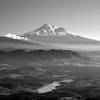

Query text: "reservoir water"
[37, 79, 73, 93]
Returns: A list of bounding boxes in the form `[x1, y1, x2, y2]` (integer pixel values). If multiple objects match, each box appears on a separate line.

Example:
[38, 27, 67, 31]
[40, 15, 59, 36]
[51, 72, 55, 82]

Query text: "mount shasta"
[2, 24, 100, 50]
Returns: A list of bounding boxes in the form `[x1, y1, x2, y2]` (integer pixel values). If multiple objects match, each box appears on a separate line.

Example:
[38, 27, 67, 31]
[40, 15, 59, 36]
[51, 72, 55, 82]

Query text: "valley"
[0, 49, 99, 99]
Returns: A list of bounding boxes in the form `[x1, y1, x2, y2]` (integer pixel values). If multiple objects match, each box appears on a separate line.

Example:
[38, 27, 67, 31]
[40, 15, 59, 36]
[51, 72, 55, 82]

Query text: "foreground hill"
[0, 37, 54, 51]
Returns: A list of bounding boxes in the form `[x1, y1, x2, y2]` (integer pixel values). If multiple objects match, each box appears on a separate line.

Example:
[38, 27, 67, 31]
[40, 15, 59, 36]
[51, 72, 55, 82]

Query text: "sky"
[0, 0, 100, 40]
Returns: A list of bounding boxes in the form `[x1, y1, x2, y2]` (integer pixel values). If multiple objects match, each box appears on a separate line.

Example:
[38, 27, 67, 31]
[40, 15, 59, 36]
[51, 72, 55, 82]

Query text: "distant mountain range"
[0, 49, 89, 64]
[2, 24, 100, 50]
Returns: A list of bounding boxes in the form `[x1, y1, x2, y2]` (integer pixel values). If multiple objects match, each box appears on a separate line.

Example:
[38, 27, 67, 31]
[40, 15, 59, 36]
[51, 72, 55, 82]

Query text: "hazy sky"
[0, 0, 100, 40]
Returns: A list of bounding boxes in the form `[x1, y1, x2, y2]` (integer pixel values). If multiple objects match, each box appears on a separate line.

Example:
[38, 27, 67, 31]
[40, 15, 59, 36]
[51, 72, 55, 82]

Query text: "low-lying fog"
[53, 44, 100, 51]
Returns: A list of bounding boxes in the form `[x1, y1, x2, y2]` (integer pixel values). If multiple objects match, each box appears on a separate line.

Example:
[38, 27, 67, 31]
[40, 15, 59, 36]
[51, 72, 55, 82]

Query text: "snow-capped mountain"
[23, 24, 100, 44]
[2, 24, 100, 51]
[22, 24, 100, 50]
[24, 24, 68, 37]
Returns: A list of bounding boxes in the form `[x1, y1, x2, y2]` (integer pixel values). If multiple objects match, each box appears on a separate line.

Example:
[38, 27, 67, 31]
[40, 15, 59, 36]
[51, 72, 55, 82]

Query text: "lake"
[37, 79, 73, 93]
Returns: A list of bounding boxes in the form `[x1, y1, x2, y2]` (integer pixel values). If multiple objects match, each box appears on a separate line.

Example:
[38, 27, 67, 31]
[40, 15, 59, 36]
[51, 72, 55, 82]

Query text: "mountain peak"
[25, 24, 67, 36]
[42, 24, 58, 30]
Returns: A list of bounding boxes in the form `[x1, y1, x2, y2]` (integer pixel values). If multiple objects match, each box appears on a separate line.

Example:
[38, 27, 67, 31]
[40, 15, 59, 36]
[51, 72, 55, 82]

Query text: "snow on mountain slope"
[5, 33, 28, 40]
[24, 24, 67, 36]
